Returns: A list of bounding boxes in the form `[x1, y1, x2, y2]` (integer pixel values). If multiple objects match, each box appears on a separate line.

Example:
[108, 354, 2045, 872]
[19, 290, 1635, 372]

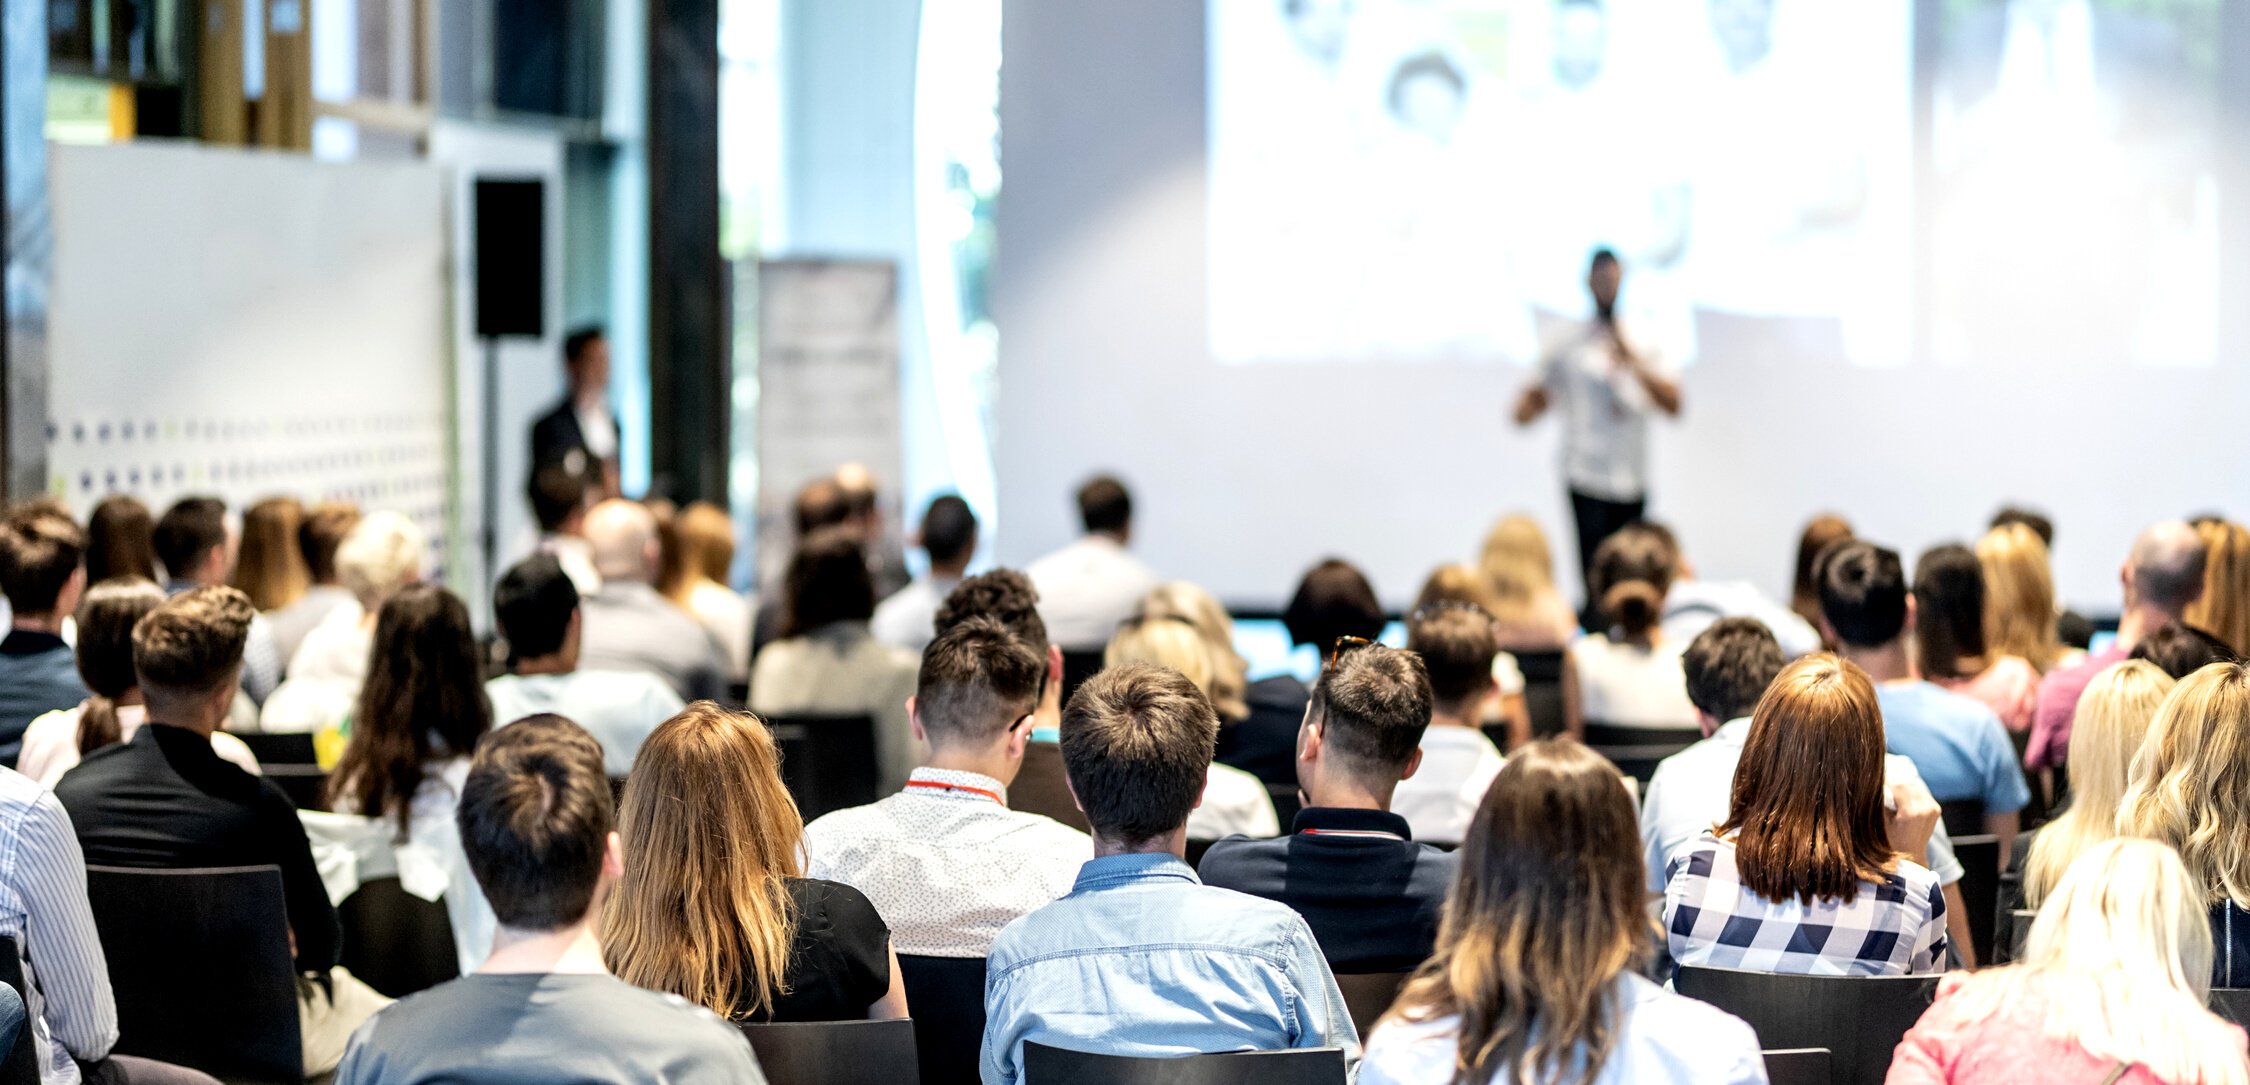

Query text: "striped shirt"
[0, 767, 118, 1084]
[1664, 831, 1948, 977]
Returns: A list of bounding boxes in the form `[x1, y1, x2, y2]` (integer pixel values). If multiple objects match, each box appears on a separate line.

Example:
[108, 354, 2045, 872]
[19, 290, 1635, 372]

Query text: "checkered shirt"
[1663, 831, 1948, 977]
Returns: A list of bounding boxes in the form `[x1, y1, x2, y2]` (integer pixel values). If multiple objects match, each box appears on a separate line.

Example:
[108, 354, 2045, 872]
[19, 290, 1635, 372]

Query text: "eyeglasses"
[1325, 636, 1377, 673]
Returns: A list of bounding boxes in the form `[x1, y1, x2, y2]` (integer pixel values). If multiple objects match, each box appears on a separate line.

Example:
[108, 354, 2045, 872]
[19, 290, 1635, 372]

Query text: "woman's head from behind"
[335, 510, 426, 613]
[1791, 514, 1854, 624]
[675, 502, 737, 587]
[230, 497, 308, 611]
[781, 526, 875, 638]
[1722, 654, 1894, 904]
[1135, 582, 1248, 722]
[86, 495, 158, 585]
[1977, 522, 2062, 671]
[1391, 741, 1647, 1083]
[2118, 661, 2250, 909]
[2185, 518, 2250, 657]
[603, 702, 803, 1019]
[1589, 523, 1675, 641]
[1106, 615, 1218, 700]
[1479, 515, 1558, 604]
[1912, 544, 1987, 681]
[2022, 661, 2174, 907]
[1281, 559, 1385, 658]
[1416, 563, 1503, 621]
[332, 584, 491, 830]
[71, 577, 166, 753]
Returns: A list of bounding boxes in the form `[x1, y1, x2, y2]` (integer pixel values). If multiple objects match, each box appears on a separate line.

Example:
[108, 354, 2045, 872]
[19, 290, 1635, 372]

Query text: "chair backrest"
[1581, 723, 1701, 784]
[1333, 972, 1409, 1039]
[2211, 988, 2250, 1029]
[763, 713, 881, 820]
[1948, 834, 2001, 967]
[1938, 800, 1986, 839]
[338, 875, 460, 999]
[230, 732, 328, 810]
[231, 731, 318, 765]
[1012, 743, 1091, 833]
[84, 865, 302, 1085]
[1265, 784, 1303, 830]
[1184, 838, 1218, 869]
[1998, 909, 2036, 966]
[0, 938, 39, 1085]
[1021, 1042, 1347, 1085]
[1512, 650, 1570, 740]
[739, 1018, 921, 1085]
[1058, 651, 1107, 710]
[897, 955, 988, 1085]
[1762, 1048, 1835, 1085]
[1673, 965, 1938, 1085]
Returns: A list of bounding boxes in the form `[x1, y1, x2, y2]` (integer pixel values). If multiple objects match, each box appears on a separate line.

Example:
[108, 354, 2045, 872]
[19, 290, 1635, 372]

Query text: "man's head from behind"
[1303, 644, 1433, 797]
[458, 713, 619, 933]
[298, 502, 361, 586]
[2126, 520, 2207, 619]
[1076, 475, 1133, 539]
[1406, 605, 1498, 719]
[528, 466, 596, 536]
[495, 553, 581, 666]
[152, 496, 229, 585]
[583, 499, 659, 584]
[918, 495, 979, 575]
[1060, 663, 1218, 848]
[133, 585, 256, 725]
[937, 569, 1055, 714]
[914, 616, 1042, 761]
[1818, 540, 1908, 650]
[1682, 617, 1787, 732]
[793, 477, 852, 538]
[0, 505, 87, 619]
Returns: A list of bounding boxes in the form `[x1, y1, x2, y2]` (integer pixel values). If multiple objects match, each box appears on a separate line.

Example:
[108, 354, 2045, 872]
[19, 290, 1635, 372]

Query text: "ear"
[1298, 716, 1323, 765]
[1696, 709, 1721, 738]
[1400, 746, 1425, 782]
[1004, 716, 1032, 762]
[1819, 616, 1839, 645]
[1047, 645, 1064, 684]
[1902, 594, 1917, 630]
[907, 697, 926, 745]
[603, 830, 625, 879]
[1192, 770, 1206, 811]
[1063, 772, 1084, 815]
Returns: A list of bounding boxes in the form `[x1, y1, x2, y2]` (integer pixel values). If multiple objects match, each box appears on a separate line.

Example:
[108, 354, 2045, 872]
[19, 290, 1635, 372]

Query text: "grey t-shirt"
[335, 972, 766, 1085]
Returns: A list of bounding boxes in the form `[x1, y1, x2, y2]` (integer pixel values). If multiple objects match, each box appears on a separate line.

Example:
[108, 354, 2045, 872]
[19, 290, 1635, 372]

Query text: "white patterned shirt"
[803, 768, 1091, 958]
[1664, 831, 1948, 977]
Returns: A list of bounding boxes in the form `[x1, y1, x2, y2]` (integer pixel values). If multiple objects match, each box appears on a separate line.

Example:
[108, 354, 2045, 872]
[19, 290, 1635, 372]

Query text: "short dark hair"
[1682, 617, 1787, 722]
[495, 553, 580, 662]
[457, 713, 613, 930]
[916, 616, 1043, 747]
[1990, 506, 2054, 548]
[1060, 663, 1217, 844]
[527, 466, 594, 534]
[936, 569, 1049, 657]
[0, 506, 85, 613]
[1282, 559, 1386, 652]
[1407, 605, 1499, 708]
[793, 478, 852, 537]
[133, 585, 255, 699]
[920, 495, 978, 566]
[563, 325, 606, 366]
[298, 502, 361, 584]
[152, 497, 227, 581]
[781, 527, 875, 638]
[1309, 644, 1433, 777]
[1589, 246, 1619, 269]
[1076, 476, 1133, 535]
[1819, 541, 1908, 649]
[2130, 622, 2244, 679]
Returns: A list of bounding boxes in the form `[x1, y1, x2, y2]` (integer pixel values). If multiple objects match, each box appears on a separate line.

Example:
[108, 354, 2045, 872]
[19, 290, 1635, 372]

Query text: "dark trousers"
[1569, 487, 1646, 626]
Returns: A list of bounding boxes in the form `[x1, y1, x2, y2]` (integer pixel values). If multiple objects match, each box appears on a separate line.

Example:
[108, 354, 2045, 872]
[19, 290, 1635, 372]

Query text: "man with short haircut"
[1025, 475, 1158, 652]
[486, 555, 684, 776]
[265, 502, 361, 667]
[1819, 542, 2029, 850]
[1199, 644, 1455, 972]
[871, 495, 979, 653]
[2026, 520, 2207, 771]
[0, 508, 90, 760]
[1392, 606, 1507, 843]
[528, 326, 621, 498]
[150, 498, 280, 703]
[981, 665, 1356, 1085]
[933, 570, 1084, 832]
[1640, 618, 1978, 963]
[336, 716, 762, 1085]
[804, 617, 1089, 956]
[575, 500, 726, 702]
[525, 466, 601, 597]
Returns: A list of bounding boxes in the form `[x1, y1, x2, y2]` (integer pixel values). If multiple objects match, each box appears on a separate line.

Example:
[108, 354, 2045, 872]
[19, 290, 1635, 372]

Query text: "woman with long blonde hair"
[1977, 523, 2067, 673]
[1477, 515, 1579, 648]
[2116, 662, 2250, 986]
[1362, 742, 1765, 1085]
[2185, 519, 2250, 657]
[665, 502, 751, 682]
[603, 702, 906, 1021]
[2019, 661, 2174, 909]
[1133, 581, 1250, 721]
[1890, 839, 2249, 1085]
[1105, 618, 1279, 840]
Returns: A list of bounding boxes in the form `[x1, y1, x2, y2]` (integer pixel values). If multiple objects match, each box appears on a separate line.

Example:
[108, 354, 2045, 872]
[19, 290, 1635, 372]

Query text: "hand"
[1883, 781, 1941, 861]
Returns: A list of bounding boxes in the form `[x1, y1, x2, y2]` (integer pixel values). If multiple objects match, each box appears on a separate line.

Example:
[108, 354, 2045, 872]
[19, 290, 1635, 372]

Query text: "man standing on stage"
[1512, 248, 1682, 611]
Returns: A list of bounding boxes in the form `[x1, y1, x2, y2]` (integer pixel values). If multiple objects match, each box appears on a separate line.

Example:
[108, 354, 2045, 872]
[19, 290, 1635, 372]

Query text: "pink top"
[1934, 656, 2041, 735]
[1888, 976, 2247, 1085]
[2025, 646, 2127, 771]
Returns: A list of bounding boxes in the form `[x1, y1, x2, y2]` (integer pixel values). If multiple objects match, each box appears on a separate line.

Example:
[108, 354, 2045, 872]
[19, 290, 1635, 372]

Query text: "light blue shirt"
[1876, 681, 2031, 813]
[980, 852, 1359, 1085]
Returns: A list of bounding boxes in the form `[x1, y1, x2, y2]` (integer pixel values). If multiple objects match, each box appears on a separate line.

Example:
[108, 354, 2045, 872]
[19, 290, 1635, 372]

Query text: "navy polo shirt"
[1196, 806, 1456, 973]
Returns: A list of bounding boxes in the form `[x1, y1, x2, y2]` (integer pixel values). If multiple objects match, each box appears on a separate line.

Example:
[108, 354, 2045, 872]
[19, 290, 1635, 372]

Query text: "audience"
[83, 495, 158, 586]
[333, 715, 763, 1085]
[150, 498, 281, 703]
[1025, 475, 1158, 652]
[2186, 517, 2249, 656]
[487, 555, 682, 777]
[1363, 741, 1765, 1085]
[804, 617, 1088, 957]
[1475, 513, 1580, 647]
[872, 494, 978, 653]
[1224, 559, 1386, 787]
[1393, 604, 1507, 842]
[578, 499, 727, 702]
[980, 664, 1356, 1085]
[1915, 544, 2039, 733]
[1572, 524, 1698, 730]
[264, 501, 360, 667]
[1199, 641, 1454, 972]
[1789, 513, 1854, 633]
[1820, 540, 2029, 847]
[2027, 520, 2206, 773]
[1975, 522, 2070, 675]
[602, 702, 907, 1022]
[2115, 661, 2250, 986]
[229, 497, 308, 614]
[18, 579, 259, 787]
[1102, 617, 1279, 840]
[1664, 654, 1950, 977]
[2130, 621, 2243, 678]
[1890, 839, 2250, 1085]
[2018, 660, 2173, 911]
[0, 507, 91, 761]
[526, 466, 602, 597]
[750, 527, 920, 791]
[259, 510, 424, 733]
[662, 502, 750, 683]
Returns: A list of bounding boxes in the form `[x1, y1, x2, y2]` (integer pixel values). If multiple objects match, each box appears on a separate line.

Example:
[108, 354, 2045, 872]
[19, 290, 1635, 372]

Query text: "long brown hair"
[2185, 519, 2250, 656]
[602, 702, 803, 1020]
[1790, 514, 1853, 630]
[1720, 654, 1898, 904]
[1977, 523, 2063, 672]
[230, 497, 309, 611]
[86, 495, 159, 585]
[325, 585, 493, 835]
[1912, 544, 1987, 681]
[71, 577, 166, 754]
[1385, 741, 1651, 1085]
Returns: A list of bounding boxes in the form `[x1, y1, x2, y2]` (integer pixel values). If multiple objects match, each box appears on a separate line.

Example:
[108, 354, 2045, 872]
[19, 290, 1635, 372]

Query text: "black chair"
[84, 865, 302, 1085]
[1938, 799, 1986, 839]
[2211, 988, 2250, 1028]
[0, 938, 40, 1085]
[1058, 651, 1107, 710]
[1021, 1041, 1346, 1085]
[230, 732, 328, 811]
[1265, 783, 1302, 830]
[1513, 649, 1571, 740]
[1184, 839, 1218, 869]
[1762, 1048, 1834, 1085]
[337, 875, 459, 998]
[1581, 723, 1701, 785]
[1674, 965, 1938, 1085]
[897, 955, 987, 1085]
[1334, 972, 1409, 1038]
[1997, 909, 2036, 965]
[739, 1018, 921, 1085]
[763, 713, 881, 820]
[1949, 834, 2001, 967]
[1012, 743, 1091, 833]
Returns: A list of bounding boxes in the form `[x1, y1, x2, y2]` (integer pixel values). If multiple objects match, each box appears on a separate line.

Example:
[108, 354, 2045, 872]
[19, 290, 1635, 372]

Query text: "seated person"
[577, 500, 727, 703]
[0, 506, 90, 761]
[931, 571, 1084, 833]
[749, 528, 919, 792]
[1199, 642, 1455, 973]
[333, 715, 762, 1085]
[981, 664, 1357, 1085]
[2114, 660, 2250, 986]
[1023, 475, 1158, 653]
[1663, 655, 1949, 977]
[871, 494, 978, 654]
[258, 511, 424, 733]
[602, 703, 907, 1022]
[1393, 605, 1506, 843]
[804, 617, 1089, 957]
[1572, 526, 1699, 730]
[486, 555, 683, 776]
[150, 498, 280, 704]
[1223, 561, 1386, 787]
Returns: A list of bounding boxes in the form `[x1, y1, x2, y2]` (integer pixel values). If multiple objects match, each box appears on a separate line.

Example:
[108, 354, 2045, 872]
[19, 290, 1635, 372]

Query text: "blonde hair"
[2117, 662, 2250, 910]
[230, 497, 308, 611]
[1105, 617, 1217, 699]
[1135, 582, 1248, 721]
[1478, 515, 1562, 631]
[666, 502, 737, 607]
[601, 702, 803, 1020]
[2021, 661, 2175, 907]
[1934, 839, 2244, 1085]
[2186, 520, 2250, 656]
[335, 511, 426, 611]
[1977, 524, 2063, 672]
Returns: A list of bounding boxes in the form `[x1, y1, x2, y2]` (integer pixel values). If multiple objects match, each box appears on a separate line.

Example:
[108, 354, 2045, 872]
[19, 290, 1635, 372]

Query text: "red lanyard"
[903, 779, 1005, 806]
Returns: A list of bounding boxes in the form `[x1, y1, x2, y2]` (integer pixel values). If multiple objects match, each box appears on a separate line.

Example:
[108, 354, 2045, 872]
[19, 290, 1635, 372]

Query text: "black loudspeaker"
[473, 179, 545, 338]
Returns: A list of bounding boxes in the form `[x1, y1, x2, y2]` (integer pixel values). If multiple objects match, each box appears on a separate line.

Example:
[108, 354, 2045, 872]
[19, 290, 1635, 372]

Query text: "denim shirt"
[980, 852, 1360, 1085]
